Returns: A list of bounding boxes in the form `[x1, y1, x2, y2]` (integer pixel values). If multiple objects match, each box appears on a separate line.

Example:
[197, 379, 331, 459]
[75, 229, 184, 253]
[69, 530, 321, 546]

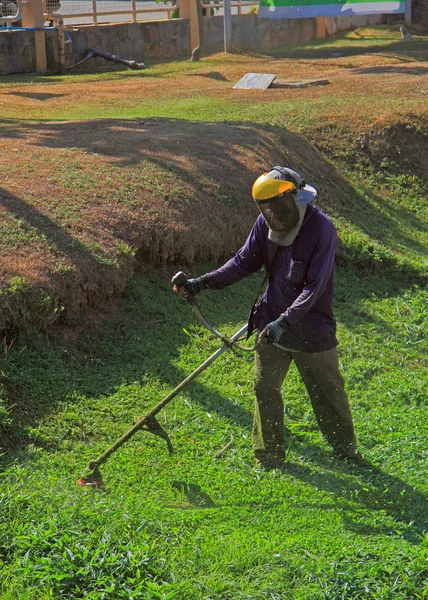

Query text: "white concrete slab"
[233, 73, 277, 90]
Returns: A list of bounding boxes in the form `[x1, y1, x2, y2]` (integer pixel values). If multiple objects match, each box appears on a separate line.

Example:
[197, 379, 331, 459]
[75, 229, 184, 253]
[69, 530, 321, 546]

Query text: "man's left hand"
[259, 316, 288, 344]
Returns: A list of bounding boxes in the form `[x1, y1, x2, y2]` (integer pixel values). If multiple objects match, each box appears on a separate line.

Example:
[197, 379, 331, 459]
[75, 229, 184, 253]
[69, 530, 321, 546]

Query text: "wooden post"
[58, 15, 65, 73]
[180, 0, 199, 52]
[316, 17, 326, 39]
[21, 0, 47, 73]
[92, 0, 98, 25]
[404, 0, 412, 26]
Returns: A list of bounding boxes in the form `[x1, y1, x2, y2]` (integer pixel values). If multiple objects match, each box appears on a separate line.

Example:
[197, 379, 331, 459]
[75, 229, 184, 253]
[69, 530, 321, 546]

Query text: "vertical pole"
[316, 16, 326, 39]
[58, 15, 65, 73]
[21, 0, 47, 73]
[180, 0, 199, 53]
[404, 0, 412, 26]
[92, 0, 98, 26]
[224, 0, 232, 53]
[132, 0, 137, 23]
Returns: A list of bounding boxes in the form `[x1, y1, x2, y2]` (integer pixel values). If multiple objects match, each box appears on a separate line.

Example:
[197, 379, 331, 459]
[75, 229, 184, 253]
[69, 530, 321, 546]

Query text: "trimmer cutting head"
[77, 466, 103, 489]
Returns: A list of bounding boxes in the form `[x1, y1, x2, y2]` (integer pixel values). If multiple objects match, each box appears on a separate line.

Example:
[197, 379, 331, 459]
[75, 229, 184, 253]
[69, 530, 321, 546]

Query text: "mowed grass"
[0, 271, 427, 599]
[1, 26, 428, 125]
[0, 25, 427, 599]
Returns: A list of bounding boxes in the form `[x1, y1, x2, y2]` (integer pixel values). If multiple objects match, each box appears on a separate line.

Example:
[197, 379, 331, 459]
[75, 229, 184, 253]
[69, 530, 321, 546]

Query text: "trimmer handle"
[172, 272, 256, 352]
[171, 271, 188, 287]
[171, 271, 196, 305]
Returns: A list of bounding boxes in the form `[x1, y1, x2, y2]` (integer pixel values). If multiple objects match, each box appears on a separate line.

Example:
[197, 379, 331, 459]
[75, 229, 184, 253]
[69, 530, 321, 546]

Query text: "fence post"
[180, 0, 199, 52]
[21, 0, 47, 73]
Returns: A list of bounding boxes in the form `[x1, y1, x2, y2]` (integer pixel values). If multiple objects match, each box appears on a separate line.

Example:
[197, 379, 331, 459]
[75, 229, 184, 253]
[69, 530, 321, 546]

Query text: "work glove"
[260, 316, 288, 344]
[183, 277, 207, 295]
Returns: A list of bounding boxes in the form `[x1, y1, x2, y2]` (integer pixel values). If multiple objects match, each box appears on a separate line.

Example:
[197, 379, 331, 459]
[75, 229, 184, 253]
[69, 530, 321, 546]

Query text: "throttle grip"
[171, 271, 196, 305]
[171, 271, 188, 287]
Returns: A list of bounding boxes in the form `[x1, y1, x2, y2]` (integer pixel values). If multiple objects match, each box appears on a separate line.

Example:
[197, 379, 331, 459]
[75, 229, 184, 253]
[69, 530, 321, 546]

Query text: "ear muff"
[271, 166, 305, 189]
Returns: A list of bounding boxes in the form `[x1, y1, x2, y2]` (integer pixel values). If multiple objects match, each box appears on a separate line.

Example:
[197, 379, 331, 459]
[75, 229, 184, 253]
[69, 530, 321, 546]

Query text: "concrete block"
[9, 51, 25, 74]
[85, 28, 103, 51]
[338, 16, 351, 32]
[127, 23, 141, 44]
[0, 49, 11, 74]
[175, 21, 190, 56]
[74, 31, 89, 56]
[23, 43, 36, 72]
[147, 24, 161, 44]
[233, 72, 276, 89]
[233, 17, 259, 50]
[325, 16, 335, 35]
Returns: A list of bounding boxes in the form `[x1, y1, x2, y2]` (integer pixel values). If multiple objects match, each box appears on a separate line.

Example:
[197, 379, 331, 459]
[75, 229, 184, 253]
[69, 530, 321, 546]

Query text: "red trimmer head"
[77, 466, 103, 489]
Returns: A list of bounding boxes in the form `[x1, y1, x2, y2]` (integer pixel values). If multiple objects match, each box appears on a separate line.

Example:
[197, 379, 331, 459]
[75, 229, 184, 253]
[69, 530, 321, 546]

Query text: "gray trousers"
[253, 343, 357, 463]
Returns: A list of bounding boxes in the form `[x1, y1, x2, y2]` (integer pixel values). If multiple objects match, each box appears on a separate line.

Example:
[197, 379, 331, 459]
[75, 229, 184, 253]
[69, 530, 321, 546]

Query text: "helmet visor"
[256, 193, 300, 232]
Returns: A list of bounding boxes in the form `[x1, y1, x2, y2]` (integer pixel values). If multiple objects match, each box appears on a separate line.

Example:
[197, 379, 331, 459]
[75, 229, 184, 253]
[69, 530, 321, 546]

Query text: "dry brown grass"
[0, 27, 427, 331]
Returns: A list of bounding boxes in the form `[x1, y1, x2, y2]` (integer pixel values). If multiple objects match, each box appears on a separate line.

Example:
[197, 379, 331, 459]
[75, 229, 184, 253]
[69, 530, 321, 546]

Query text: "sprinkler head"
[77, 466, 104, 489]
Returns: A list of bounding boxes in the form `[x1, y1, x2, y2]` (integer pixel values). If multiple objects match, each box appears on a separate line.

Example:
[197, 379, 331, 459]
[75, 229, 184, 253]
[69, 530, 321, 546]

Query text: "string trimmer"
[77, 271, 257, 489]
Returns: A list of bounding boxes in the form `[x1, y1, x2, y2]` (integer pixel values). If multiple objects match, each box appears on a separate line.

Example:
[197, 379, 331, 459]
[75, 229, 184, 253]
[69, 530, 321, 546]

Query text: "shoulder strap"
[257, 245, 285, 295]
[246, 245, 285, 339]
[291, 206, 314, 263]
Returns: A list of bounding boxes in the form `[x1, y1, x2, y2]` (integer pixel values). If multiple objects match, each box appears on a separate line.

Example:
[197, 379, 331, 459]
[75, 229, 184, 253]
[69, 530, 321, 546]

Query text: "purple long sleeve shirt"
[204, 206, 338, 353]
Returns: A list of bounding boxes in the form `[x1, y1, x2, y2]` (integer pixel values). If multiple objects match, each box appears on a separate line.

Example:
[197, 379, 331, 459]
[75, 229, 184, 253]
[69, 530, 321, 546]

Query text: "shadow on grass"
[281, 440, 428, 545]
[8, 92, 68, 101]
[267, 39, 428, 62]
[0, 273, 254, 460]
[352, 65, 428, 75]
[0, 117, 426, 483]
[171, 481, 216, 507]
[0, 187, 100, 263]
[1, 117, 426, 278]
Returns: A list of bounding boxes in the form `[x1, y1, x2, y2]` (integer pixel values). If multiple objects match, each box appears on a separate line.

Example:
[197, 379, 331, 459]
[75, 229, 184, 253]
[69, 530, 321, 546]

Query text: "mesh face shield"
[252, 167, 317, 243]
[256, 193, 300, 232]
[252, 175, 300, 232]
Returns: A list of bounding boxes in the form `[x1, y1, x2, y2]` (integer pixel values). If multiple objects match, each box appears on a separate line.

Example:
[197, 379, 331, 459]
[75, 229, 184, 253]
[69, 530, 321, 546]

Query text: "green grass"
[0, 26, 427, 598]
[0, 270, 427, 599]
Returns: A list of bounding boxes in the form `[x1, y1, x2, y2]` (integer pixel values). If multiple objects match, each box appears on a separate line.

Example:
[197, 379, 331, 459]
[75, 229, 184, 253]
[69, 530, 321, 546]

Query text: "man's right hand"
[172, 276, 206, 299]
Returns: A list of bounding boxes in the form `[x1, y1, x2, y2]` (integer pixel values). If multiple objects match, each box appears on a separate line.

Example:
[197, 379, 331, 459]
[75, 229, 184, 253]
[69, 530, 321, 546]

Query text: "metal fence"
[43, 0, 176, 24]
[42, 0, 256, 25]
[0, 0, 21, 22]
[201, 0, 255, 15]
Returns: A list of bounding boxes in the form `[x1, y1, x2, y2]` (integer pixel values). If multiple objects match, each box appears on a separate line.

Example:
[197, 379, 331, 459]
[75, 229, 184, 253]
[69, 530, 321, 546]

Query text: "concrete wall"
[0, 19, 191, 74]
[0, 30, 35, 74]
[203, 13, 382, 55]
[204, 14, 317, 53]
[0, 12, 388, 75]
[45, 20, 191, 73]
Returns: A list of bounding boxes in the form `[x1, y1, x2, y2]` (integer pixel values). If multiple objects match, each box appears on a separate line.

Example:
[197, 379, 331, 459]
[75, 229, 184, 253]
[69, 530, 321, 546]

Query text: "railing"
[0, 0, 21, 22]
[43, 0, 179, 25]
[42, 0, 257, 26]
[201, 0, 256, 15]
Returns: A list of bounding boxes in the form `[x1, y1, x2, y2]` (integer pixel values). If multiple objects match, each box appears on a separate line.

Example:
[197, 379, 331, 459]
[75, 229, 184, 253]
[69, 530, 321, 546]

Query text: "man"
[174, 166, 359, 469]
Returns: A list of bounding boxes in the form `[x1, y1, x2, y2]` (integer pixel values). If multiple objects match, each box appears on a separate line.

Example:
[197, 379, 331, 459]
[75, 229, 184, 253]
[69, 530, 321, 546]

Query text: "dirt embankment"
[1, 115, 426, 333]
[0, 119, 286, 332]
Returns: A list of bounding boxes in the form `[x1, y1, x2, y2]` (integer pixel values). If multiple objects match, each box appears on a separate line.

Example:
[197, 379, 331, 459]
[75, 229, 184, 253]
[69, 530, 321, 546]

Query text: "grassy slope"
[0, 26, 427, 599]
[0, 27, 427, 321]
